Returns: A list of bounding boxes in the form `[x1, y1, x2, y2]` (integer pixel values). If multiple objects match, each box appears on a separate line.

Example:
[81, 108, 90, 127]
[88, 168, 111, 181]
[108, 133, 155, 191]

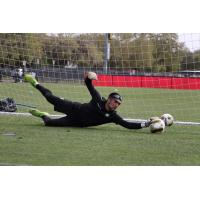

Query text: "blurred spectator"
[18, 67, 23, 82]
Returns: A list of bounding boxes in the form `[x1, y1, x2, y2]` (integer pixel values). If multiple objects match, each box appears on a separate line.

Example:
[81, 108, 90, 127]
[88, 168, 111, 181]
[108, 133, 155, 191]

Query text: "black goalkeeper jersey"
[66, 77, 142, 129]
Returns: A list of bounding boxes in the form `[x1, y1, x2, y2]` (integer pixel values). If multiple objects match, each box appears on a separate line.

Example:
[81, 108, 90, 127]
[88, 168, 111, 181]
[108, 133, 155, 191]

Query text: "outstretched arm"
[112, 114, 150, 129]
[84, 72, 102, 102]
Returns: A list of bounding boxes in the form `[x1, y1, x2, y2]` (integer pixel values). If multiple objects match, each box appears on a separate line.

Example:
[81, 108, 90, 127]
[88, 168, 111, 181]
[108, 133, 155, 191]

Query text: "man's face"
[105, 98, 121, 111]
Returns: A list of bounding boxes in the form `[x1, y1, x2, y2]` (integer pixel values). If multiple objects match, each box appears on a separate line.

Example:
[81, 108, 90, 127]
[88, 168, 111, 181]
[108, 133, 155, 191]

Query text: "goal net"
[1, 33, 200, 125]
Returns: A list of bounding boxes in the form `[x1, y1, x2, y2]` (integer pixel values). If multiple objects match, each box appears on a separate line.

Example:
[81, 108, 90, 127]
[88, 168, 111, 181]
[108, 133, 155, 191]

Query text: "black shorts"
[53, 98, 82, 116]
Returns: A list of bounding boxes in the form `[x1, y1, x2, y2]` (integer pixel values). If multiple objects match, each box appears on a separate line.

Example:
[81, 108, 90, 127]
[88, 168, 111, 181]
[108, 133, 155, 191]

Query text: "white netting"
[1, 33, 200, 124]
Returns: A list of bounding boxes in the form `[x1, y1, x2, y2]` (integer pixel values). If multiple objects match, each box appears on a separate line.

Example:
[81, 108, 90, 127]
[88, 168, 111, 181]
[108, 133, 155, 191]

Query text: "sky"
[179, 33, 200, 52]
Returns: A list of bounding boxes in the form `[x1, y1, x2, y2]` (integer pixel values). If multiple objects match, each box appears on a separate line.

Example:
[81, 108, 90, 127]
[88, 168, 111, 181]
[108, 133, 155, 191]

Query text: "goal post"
[1, 33, 200, 125]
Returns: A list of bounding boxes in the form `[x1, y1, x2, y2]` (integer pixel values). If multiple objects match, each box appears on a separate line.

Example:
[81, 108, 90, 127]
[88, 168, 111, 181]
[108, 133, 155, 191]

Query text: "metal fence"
[1, 67, 200, 83]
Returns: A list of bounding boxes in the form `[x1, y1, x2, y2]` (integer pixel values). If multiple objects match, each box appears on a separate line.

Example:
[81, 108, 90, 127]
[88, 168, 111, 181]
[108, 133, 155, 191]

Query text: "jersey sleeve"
[112, 113, 143, 129]
[85, 77, 102, 103]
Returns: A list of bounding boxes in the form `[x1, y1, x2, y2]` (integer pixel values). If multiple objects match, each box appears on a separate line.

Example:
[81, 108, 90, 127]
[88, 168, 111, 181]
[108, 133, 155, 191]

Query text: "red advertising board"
[93, 75, 200, 90]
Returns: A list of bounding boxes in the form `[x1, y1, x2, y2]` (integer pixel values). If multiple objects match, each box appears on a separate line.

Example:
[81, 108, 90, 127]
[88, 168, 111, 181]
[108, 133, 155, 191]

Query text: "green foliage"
[0, 33, 44, 67]
[0, 33, 198, 72]
[109, 33, 189, 72]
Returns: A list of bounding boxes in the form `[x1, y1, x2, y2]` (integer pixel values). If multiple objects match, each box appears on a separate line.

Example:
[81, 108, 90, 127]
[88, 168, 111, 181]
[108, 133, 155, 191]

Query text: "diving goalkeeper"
[24, 72, 153, 129]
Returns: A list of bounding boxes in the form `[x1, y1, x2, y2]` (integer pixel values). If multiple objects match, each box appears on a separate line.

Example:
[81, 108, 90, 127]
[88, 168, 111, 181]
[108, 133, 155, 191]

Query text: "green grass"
[1, 82, 200, 165]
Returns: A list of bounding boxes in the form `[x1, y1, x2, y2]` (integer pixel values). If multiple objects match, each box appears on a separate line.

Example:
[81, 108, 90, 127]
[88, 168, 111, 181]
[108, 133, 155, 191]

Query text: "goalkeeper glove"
[141, 117, 161, 128]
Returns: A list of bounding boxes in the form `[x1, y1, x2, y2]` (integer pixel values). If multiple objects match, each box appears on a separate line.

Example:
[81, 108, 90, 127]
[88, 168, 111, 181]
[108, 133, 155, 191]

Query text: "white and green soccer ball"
[149, 118, 165, 133]
[161, 113, 174, 126]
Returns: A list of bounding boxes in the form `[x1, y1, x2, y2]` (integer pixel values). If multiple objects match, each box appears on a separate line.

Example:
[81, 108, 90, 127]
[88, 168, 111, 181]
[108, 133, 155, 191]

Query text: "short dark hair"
[108, 92, 122, 103]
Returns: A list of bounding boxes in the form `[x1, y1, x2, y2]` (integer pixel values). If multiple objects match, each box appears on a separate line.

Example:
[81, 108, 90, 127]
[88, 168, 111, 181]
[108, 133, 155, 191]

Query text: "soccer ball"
[87, 71, 98, 80]
[149, 119, 165, 133]
[161, 113, 174, 126]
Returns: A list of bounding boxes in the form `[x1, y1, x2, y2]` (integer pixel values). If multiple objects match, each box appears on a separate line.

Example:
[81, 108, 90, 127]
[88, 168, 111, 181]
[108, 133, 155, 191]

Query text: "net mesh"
[1, 33, 200, 123]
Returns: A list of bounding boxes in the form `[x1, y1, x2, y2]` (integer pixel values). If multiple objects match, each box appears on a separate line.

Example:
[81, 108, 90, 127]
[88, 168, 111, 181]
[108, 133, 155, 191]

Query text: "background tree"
[1, 33, 200, 73]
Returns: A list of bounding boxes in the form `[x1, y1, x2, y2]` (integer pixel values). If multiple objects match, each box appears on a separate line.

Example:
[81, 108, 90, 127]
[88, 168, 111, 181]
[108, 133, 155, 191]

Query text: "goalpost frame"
[104, 33, 111, 74]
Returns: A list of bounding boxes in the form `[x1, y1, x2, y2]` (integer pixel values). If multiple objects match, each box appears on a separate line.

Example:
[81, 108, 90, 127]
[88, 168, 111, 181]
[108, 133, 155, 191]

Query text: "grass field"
[1, 82, 200, 165]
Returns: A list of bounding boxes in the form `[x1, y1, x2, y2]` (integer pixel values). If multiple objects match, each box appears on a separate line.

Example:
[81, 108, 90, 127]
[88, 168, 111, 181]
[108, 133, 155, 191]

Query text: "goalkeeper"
[24, 72, 153, 129]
